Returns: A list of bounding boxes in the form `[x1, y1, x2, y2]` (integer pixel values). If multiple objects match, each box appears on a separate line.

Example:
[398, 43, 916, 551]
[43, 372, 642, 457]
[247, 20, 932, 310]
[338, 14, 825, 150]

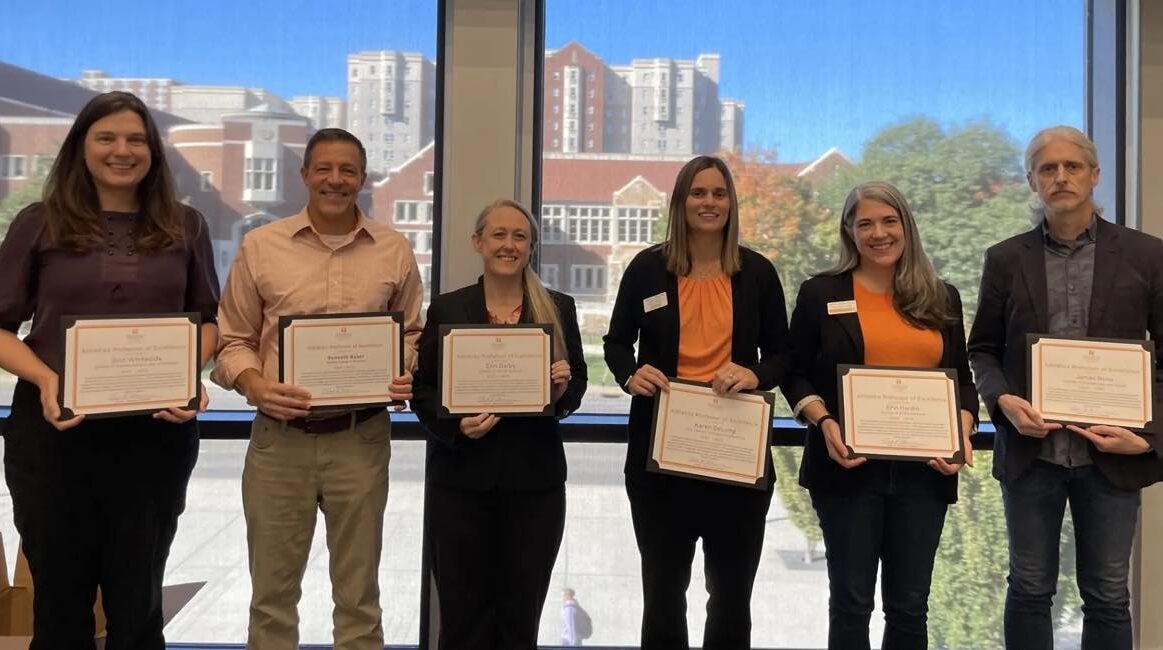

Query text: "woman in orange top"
[781, 181, 979, 650]
[604, 156, 789, 650]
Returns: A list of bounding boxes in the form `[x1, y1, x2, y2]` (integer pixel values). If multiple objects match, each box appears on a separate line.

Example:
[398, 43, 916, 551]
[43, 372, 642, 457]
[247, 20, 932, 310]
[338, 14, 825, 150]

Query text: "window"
[243, 157, 276, 191]
[564, 206, 611, 243]
[403, 230, 431, 253]
[617, 206, 659, 244]
[394, 200, 433, 224]
[0, 156, 27, 179]
[540, 205, 567, 243]
[198, 171, 213, 192]
[569, 264, 606, 292]
[423, 172, 435, 195]
[539, 263, 559, 289]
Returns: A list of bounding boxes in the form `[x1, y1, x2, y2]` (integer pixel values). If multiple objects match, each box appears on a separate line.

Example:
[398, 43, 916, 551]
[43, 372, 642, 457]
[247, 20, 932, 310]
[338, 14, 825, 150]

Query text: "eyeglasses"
[1033, 161, 1093, 180]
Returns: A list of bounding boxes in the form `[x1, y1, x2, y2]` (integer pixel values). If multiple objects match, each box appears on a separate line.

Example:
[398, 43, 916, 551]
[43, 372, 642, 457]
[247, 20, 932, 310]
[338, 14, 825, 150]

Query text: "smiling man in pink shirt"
[213, 128, 423, 650]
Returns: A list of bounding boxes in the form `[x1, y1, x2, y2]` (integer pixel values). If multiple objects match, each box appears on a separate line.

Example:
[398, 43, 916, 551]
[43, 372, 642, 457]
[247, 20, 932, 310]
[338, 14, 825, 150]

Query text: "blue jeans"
[1001, 461, 1141, 650]
[811, 474, 948, 650]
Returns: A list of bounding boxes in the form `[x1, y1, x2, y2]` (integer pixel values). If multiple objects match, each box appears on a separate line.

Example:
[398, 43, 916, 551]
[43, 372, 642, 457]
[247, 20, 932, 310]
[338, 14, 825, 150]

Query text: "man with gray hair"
[968, 125, 1163, 649]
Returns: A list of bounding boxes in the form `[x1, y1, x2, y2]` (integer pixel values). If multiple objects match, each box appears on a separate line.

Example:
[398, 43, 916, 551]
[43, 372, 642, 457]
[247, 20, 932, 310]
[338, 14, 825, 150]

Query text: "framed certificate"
[278, 312, 404, 410]
[59, 313, 201, 419]
[1027, 334, 1155, 430]
[836, 365, 965, 463]
[647, 379, 774, 489]
[437, 324, 553, 417]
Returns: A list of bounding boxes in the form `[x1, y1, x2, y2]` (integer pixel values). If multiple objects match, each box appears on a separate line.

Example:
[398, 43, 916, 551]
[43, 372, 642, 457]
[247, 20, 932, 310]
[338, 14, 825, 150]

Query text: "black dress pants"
[3, 380, 199, 650]
[626, 475, 773, 650]
[427, 481, 566, 650]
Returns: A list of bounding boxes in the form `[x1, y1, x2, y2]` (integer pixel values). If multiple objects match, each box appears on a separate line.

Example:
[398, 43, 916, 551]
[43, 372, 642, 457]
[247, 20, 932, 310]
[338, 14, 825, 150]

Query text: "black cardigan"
[603, 245, 790, 485]
[780, 272, 980, 504]
[411, 278, 588, 492]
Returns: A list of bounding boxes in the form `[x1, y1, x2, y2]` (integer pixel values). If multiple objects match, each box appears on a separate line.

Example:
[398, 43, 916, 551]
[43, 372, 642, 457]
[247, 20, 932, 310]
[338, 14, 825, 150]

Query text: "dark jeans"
[427, 482, 565, 650]
[811, 476, 949, 650]
[1001, 461, 1140, 650]
[625, 476, 773, 650]
[3, 380, 199, 650]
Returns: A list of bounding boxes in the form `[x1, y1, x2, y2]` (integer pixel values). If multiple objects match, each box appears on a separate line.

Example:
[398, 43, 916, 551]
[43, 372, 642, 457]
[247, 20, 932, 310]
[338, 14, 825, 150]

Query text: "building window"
[540, 264, 560, 289]
[394, 200, 433, 224]
[566, 206, 611, 243]
[541, 206, 567, 243]
[423, 172, 435, 195]
[0, 155, 27, 179]
[350, 67, 358, 79]
[199, 171, 213, 192]
[570, 265, 607, 292]
[404, 230, 432, 253]
[617, 207, 659, 244]
[244, 158, 276, 191]
[419, 263, 432, 289]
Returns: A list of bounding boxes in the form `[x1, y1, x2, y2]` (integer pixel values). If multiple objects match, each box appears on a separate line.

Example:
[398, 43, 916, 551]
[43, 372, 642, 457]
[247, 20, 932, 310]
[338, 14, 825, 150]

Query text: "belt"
[277, 407, 384, 434]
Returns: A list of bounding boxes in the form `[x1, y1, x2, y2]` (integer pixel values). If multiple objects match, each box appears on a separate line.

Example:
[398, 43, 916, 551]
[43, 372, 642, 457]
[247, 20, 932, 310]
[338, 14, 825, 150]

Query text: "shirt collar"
[287, 206, 378, 243]
[1041, 214, 1098, 246]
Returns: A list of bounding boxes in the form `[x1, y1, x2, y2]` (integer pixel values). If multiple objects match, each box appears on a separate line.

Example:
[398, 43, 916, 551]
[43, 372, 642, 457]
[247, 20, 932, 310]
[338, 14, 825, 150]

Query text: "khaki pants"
[242, 411, 391, 650]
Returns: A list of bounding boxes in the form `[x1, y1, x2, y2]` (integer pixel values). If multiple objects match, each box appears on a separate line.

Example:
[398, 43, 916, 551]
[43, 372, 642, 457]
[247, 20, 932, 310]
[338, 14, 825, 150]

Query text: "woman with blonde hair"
[604, 155, 790, 649]
[781, 180, 978, 649]
[411, 198, 587, 649]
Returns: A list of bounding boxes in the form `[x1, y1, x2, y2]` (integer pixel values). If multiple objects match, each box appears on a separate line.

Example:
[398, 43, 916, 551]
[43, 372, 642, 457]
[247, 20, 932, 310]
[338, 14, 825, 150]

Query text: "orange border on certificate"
[286, 318, 400, 404]
[1031, 339, 1151, 428]
[442, 329, 550, 412]
[654, 383, 768, 482]
[843, 369, 959, 456]
[68, 320, 196, 412]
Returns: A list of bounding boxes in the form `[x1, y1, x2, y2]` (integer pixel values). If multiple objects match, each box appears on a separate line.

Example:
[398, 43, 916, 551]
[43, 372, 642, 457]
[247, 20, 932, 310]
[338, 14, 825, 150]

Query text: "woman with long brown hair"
[782, 181, 977, 649]
[604, 155, 790, 649]
[0, 91, 219, 648]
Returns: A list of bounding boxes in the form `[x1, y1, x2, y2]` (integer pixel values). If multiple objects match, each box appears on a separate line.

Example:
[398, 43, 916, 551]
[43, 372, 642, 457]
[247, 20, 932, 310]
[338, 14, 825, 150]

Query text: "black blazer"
[967, 219, 1163, 490]
[781, 272, 979, 504]
[603, 245, 789, 485]
[411, 278, 588, 492]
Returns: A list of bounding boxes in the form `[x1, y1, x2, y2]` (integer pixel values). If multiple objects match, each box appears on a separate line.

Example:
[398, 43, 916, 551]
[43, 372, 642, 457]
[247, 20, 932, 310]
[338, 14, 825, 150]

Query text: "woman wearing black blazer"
[411, 199, 587, 650]
[781, 181, 978, 650]
[604, 155, 789, 650]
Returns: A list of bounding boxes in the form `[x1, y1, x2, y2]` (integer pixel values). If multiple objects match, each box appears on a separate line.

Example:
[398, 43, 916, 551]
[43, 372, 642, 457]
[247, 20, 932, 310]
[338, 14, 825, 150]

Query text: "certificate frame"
[1026, 334, 1156, 431]
[835, 364, 965, 463]
[58, 312, 202, 419]
[646, 378, 774, 490]
[278, 311, 405, 411]
[436, 323, 554, 418]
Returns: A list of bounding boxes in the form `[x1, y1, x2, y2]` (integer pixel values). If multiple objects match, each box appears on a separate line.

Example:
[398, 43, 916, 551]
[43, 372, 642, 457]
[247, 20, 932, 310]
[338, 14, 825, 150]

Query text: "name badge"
[643, 292, 668, 313]
[827, 300, 857, 315]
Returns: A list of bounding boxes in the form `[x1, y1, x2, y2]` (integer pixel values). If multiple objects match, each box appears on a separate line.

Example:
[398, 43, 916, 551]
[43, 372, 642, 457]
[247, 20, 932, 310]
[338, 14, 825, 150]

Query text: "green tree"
[816, 118, 1032, 322]
[0, 173, 46, 240]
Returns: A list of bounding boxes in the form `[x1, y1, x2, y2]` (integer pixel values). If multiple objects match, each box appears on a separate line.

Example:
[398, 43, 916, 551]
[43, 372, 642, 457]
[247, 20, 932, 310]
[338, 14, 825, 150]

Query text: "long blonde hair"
[662, 155, 742, 277]
[474, 199, 567, 360]
[824, 181, 952, 329]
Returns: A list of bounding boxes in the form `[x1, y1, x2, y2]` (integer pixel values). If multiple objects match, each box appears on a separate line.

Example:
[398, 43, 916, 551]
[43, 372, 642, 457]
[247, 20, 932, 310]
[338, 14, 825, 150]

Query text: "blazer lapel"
[1018, 229, 1050, 333]
[468, 277, 490, 323]
[1088, 218, 1121, 331]
[829, 273, 864, 362]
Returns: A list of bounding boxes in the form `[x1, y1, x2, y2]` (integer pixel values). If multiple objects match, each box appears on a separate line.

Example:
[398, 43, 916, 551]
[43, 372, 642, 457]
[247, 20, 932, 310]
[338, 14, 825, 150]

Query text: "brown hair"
[42, 91, 184, 250]
[662, 155, 741, 276]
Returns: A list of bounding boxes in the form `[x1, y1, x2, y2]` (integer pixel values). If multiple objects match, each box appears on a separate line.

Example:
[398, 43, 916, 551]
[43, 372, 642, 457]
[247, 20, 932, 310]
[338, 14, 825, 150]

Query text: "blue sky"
[0, 0, 1083, 163]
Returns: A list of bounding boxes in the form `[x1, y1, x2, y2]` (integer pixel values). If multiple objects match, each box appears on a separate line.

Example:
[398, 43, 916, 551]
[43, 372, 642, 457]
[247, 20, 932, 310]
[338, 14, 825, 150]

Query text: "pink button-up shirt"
[212, 207, 423, 391]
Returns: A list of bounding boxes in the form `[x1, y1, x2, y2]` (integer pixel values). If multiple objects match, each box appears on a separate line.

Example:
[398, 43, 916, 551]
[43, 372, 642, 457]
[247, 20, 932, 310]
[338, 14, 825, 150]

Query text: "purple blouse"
[0, 202, 220, 375]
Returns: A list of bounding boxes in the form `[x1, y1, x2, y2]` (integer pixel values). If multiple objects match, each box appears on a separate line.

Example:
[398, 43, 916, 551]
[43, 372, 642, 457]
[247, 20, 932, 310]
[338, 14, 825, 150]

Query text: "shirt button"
[107, 249, 114, 255]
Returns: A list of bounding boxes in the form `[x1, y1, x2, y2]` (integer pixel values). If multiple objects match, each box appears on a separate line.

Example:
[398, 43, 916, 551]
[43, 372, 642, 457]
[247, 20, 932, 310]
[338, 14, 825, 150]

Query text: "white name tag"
[643, 292, 669, 313]
[827, 300, 857, 315]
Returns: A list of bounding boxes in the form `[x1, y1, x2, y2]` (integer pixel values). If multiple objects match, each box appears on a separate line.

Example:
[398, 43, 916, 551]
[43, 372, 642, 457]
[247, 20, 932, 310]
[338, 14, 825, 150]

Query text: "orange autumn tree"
[721, 149, 837, 308]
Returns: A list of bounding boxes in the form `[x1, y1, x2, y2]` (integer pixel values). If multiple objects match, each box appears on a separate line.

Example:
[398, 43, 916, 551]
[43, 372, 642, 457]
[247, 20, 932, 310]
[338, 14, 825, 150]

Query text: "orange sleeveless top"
[676, 274, 733, 381]
[854, 278, 943, 368]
